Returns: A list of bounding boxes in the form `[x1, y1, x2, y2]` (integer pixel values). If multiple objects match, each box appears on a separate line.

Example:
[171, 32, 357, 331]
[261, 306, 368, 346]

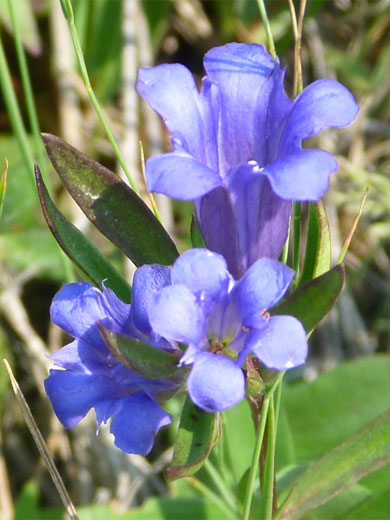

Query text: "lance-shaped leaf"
[275, 409, 390, 520]
[35, 165, 131, 303]
[98, 323, 185, 380]
[42, 133, 179, 266]
[299, 200, 331, 285]
[272, 265, 344, 333]
[166, 396, 219, 481]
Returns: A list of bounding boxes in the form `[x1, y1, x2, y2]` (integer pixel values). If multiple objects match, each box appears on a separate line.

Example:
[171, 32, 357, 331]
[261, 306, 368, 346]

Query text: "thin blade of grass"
[3, 359, 79, 520]
[0, 158, 8, 221]
[338, 188, 369, 264]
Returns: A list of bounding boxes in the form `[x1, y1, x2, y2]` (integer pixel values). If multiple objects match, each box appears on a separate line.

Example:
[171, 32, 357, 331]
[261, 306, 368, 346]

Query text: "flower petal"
[279, 79, 359, 154]
[50, 282, 108, 352]
[197, 186, 243, 279]
[187, 352, 245, 412]
[171, 249, 230, 303]
[102, 285, 131, 332]
[131, 264, 171, 334]
[246, 316, 307, 370]
[203, 43, 278, 172]
[148, 285, 205, 344]
[110, 392, 171, 455]
[49, 339, 114, 373]
[136, 64, 204, 159]
[45, 369, 118, 428]
[262, 149, 338, 201]
[146, 152, 222, 200]
[235, 258, 295, 327]
[226, 163, 291, 274]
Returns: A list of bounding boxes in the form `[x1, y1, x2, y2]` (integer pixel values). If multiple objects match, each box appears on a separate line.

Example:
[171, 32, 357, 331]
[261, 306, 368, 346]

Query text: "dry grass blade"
[338, 188, 369, 264]
[3, 359, 79, 520]
[0, 157, 8, 221]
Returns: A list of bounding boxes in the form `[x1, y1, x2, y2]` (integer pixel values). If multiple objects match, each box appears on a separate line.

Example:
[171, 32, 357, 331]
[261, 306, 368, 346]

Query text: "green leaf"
[35, 165, 131, 302]
[275, 409, 390, 520]
[302, 483, 372, 519]
[280, 356, 390, 462]
[98, 324, 185, 380]
[344, 487, 390, 519]
[166, 396, 219, 481]
[272, 265, 344, 333]
[299, 201, 331, 285]
[190, 215, 206, 248]
[42, 133, 179, 267]
[99, 496, 226, 520]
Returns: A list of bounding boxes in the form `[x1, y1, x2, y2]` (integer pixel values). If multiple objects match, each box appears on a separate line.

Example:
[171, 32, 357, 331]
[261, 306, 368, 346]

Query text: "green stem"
[0, 32, 34, 183]
[59, 0, 140, 195]
[261, 397, 276, 520]
[292, 201, 301, 279]
[0, 22, 73, 283]
[242, 396, 270, 520]
[7, 0, 49, 185]
[204, 459, 238, 515]
[242, 370, 285, 520]
[256, 0, 277, 63]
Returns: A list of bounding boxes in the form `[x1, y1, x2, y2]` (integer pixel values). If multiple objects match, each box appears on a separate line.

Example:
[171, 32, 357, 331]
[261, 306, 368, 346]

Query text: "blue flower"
[145, 249, 308, 413]
[137, 43, 359, 278]
[45, 280, 183, 455]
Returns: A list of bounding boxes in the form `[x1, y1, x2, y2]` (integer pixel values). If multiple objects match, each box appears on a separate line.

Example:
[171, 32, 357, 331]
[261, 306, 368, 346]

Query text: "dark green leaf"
[42, 133, 179, 267]
[275, 409, 390, 520]
[166, 396, 218, 481]
[272, 265, 344, 333]
[190, 215, 205, 248]
[98, 324, 185, 379]
[299, 201, 331, 285]
[35, 165, 131, 303]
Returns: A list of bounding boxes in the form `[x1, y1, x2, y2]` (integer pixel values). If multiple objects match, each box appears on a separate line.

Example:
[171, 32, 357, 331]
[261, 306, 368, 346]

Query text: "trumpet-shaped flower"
[137, 43, 359, 278]
[45, 280, 182, 455]
[145, 248, 307, 413]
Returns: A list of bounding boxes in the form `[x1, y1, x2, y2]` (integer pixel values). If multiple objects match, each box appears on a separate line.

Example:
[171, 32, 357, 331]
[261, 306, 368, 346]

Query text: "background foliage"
[0, 0, 389, 518]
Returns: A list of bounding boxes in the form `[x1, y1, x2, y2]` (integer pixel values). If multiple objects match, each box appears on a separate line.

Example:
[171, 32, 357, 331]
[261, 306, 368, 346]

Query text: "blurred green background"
[0, 0, 389, 518]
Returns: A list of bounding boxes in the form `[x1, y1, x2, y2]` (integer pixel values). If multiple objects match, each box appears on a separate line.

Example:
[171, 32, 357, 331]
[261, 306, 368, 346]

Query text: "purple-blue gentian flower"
[142, 248, 307, 413]
[45, 281, 183, 455]
[137, 43, 359, 278]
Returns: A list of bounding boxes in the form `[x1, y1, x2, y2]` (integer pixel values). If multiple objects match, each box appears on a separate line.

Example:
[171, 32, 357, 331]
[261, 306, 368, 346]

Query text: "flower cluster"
[145, 248, 307, 412]
[45, 282, 183, 455]
[137, 43, 358, 277]
[45, 42, 358, 454]
[47, 249, 306, 449]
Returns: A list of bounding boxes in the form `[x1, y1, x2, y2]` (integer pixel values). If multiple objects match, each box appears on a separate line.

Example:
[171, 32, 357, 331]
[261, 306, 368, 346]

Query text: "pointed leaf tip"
[42, 133, 179, 266]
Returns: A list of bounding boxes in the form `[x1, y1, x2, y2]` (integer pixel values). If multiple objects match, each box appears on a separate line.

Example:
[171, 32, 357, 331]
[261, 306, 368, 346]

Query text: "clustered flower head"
[46, 249, 306, 450]
[137, 42, 359, 277]
[45, 42, 358, 455]
[45, 282, 184, 455]
[145, 248, 307, 412]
